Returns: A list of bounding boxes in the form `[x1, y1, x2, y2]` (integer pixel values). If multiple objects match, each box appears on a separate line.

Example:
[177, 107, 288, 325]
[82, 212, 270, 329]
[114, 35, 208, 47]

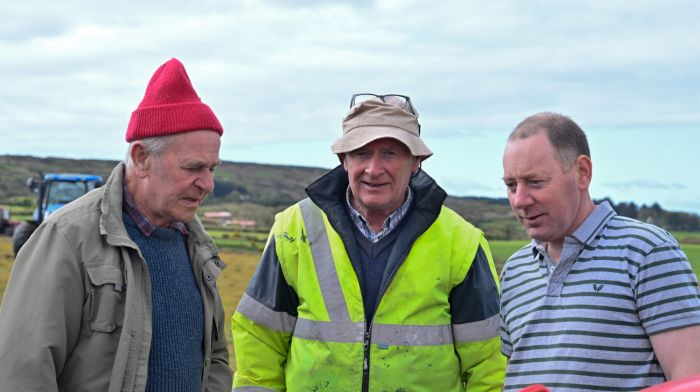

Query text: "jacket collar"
[305, 166, 447, 308]
[99, 162, 134, 248]
[305, 165, 446, 233]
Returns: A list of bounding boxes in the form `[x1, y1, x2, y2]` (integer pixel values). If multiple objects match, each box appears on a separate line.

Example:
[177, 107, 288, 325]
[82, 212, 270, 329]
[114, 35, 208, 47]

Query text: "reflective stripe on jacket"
[232, 166, 505, 391]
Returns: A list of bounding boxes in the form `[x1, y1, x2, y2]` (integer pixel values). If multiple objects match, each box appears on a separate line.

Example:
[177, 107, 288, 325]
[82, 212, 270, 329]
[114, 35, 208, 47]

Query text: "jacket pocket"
[86, 264, 126, 333]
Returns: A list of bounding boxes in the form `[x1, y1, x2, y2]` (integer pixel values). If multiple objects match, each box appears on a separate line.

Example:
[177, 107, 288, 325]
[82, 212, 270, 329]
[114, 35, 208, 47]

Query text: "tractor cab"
[27, 173, 103, 222]
[13, 173, 103, 257]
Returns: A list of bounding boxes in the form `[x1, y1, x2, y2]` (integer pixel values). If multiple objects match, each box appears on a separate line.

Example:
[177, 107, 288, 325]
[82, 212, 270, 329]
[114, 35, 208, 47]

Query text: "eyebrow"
[186, 159, 221, 167]
[502, 172, 545, 181]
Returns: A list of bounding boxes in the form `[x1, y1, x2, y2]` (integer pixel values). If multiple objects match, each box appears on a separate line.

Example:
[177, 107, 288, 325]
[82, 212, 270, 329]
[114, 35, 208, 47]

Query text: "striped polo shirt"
[500, 201, 700, 391]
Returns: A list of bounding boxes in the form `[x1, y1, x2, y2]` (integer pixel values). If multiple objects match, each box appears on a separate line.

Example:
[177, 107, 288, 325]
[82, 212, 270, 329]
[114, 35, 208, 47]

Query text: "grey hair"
[124, 134, 176, 168]
[508, 112, 590, 169]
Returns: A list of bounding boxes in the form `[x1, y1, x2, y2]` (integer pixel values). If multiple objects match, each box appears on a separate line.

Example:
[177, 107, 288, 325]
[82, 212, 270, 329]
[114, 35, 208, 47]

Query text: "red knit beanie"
[125, 58, 223, 142]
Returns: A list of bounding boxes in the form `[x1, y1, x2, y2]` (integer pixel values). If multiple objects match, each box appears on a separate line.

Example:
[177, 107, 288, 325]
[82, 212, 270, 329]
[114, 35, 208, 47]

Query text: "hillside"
[1, 155, 698, 238]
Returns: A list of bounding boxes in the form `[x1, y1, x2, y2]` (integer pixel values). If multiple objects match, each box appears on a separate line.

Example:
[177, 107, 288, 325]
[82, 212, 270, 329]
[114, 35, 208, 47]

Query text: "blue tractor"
[12, 173, 103, 257]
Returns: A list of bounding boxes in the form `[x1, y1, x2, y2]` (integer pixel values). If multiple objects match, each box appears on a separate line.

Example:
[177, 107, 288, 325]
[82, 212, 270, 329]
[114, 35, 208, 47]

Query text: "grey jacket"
[0, 163, 232, 391]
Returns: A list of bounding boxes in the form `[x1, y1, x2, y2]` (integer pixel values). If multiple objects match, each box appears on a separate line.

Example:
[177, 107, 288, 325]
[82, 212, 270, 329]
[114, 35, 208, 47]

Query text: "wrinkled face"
[138, 130, 221, 226]
[502, 131, 586, 246]
[343, 138, 420, 220]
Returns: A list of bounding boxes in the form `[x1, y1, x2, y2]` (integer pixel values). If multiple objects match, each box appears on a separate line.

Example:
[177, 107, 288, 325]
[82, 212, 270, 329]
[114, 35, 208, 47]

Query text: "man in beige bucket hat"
[232, 94, 506, 391]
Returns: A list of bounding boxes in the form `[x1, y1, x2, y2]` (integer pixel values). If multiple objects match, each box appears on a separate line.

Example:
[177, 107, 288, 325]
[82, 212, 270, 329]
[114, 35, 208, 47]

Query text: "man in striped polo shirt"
[499, 112, 700, 391]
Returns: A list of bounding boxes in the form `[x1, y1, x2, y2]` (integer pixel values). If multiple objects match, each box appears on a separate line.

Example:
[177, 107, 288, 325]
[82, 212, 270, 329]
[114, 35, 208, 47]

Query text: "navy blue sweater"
[352, 221, 403, 322]
[124, 213, 204, 391]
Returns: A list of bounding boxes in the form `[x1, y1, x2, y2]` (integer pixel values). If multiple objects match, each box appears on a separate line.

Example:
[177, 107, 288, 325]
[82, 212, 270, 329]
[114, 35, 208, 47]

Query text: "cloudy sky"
[1, 0, 699, 214]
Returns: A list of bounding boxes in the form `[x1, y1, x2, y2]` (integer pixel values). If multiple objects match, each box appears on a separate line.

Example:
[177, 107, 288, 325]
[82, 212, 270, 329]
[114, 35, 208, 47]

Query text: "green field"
[206, 229, 269, 252]
[1, 234, 698, 374]
[0, 236, 259, 373]
[683, 244, 700, 276]
[673, 231, 700, 244]
[488, 240, 529, 272]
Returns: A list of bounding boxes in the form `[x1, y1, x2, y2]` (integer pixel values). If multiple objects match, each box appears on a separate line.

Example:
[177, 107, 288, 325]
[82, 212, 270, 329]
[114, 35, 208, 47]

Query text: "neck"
[365, 213, 389, 233]
[546, 196, 596, 263]
[124, 172, 159, 226]
[546, 241, 563, 263]
[349, 199, 398, 234]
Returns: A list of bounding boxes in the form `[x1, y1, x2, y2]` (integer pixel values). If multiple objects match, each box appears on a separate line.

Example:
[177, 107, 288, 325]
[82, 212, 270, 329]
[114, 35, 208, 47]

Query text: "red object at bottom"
[519, 385, 550, 392]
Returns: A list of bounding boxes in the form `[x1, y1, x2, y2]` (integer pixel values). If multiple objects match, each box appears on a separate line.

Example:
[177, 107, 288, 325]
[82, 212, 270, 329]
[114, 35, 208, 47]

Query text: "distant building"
[202, 211, 232, 226]
[202, 211, 256, 228]
[230, 219, 257, 229]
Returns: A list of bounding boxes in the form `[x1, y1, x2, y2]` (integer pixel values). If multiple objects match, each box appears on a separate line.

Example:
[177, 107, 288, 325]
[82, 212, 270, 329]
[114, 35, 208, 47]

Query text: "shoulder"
[43, 188, 104, 231]
[501, 244, 536, 276]
[425, 206, 484, 251]
[505, 243, 535, 263]
[273, 200, 307, 226]
[46, 186, 103, 219]
[591, 216, 690, 282]
[32, 189, 108, 260]
[437, 205, 477, 232]
[269, 199, 322, 244]
[602, 215, 679, 249]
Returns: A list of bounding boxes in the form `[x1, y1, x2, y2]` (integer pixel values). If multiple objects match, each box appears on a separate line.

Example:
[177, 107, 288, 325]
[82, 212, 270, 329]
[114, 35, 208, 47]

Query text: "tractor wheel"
[12, 221, 38, 257]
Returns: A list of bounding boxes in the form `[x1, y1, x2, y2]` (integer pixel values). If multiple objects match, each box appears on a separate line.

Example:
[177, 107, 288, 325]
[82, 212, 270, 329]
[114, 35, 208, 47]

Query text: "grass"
[683, 244, 700, 277]
[1, 234, 698, 376]
[216, 249, 261, 373]
[207, 229, 269, 252]
[489, 240, 529, 272]
[672, 231, 700, 245]
[0, 236, 259, 374]
[0, 238, 12, 305]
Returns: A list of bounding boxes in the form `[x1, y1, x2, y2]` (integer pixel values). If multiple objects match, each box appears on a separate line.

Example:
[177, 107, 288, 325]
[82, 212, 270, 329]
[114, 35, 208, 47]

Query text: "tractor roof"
[43, 173, 103, 182]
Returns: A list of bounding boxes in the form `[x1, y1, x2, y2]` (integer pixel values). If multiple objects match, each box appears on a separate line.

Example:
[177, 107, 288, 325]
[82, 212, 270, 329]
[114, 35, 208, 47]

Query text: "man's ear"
[575, 155, 592, 190]
[338, 154, 348, 171]
[411, 156, 422, 174]
[129, 143, 151, 178]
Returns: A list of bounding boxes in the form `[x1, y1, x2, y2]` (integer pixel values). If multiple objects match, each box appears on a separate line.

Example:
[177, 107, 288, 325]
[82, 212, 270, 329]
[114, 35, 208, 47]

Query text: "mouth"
[520, 213, 544, 225]
[181, 197, 202, 207]
[361, 181, 388, 189]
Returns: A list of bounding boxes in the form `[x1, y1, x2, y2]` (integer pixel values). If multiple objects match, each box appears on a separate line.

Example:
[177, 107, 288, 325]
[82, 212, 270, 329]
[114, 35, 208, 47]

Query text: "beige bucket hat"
[331, 97, 433, 159]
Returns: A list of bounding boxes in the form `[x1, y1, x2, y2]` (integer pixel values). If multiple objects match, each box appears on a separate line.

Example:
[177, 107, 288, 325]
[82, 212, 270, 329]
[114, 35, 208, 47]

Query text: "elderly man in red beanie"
[232, 94, 506, 391]
[0, 58, 232, 391]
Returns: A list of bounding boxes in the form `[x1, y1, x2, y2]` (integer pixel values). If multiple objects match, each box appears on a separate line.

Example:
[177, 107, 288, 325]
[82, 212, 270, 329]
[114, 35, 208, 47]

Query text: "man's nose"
[511, 185, 533, 209]
[364, 154, 384, 176]
[196, 170, 215, 193]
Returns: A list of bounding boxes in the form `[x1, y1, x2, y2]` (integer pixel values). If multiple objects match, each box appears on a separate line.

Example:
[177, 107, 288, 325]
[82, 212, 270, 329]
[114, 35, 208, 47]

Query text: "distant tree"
[667, 212, 700, 231]
[615, 201, 639, 219]
[210, 181, 248, 199]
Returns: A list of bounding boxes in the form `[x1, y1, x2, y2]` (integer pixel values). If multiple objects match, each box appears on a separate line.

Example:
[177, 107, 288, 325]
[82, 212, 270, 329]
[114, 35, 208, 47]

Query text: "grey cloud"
[438, 176, 503, 198]
[604, 180, 687, 190]
[2, 0, 700, 166]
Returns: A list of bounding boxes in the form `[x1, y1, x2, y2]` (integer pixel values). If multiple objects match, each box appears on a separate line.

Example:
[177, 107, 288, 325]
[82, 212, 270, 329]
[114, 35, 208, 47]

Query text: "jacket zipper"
[361, 248, 413, 392]
[362, 322, 373, 392]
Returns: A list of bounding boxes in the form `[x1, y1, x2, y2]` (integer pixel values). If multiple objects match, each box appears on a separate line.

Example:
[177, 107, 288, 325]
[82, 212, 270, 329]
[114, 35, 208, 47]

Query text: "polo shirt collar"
[532, 200, 617, 259]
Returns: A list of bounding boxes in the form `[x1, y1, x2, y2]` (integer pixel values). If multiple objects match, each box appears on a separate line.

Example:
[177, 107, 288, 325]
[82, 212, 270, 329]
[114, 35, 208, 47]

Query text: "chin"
[175, 212, 196, 223]
[525, 229, 547, 242]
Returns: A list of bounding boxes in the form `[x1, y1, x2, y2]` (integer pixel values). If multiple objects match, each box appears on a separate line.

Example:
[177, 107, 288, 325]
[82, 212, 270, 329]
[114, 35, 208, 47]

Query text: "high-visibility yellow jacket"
[232, 166, 505, 391]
